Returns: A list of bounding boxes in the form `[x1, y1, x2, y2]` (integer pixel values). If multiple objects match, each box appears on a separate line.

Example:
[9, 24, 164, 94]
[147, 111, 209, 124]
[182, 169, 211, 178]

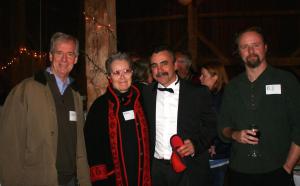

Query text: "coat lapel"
[148, 83, 158, 155]
[177, 80, 185, 135]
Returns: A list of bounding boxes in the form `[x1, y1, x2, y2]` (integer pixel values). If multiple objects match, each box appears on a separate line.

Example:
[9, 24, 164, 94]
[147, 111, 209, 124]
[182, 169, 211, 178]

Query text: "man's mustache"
[156, 72, 168, 78]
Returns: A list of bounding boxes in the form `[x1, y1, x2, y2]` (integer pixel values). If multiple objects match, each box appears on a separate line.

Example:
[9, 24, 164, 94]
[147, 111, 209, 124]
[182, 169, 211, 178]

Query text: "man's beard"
[245, 54, 261, 68]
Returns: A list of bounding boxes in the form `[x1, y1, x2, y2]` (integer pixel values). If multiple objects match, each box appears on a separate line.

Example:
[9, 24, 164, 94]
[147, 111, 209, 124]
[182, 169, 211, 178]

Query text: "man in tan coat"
[0, 32, 91, 186]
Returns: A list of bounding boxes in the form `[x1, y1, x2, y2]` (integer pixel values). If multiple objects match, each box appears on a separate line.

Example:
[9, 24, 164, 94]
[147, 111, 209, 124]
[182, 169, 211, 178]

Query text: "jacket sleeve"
[0, 84, 28, 184]
[84, 98, 115, 186]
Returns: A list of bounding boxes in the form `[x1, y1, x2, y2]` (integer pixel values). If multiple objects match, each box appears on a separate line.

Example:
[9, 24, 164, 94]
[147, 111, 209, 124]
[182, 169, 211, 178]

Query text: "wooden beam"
[197, 32, 230, 65]
[85, 0, 117, 110]
[268, 57, 300, 66]
[187, 3, 198, 69]
[118, 10, 300, 23]
[198, 10, 300, 18]
[202, 57, 300, 67]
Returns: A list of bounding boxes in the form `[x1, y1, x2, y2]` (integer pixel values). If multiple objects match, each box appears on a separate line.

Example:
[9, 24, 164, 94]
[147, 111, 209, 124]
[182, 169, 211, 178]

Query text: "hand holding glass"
[248, 124, 261, 158]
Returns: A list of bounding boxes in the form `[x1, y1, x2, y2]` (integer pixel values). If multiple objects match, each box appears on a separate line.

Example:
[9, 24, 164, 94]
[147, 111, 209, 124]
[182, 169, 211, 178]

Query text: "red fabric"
[107, 84, 151, 186]
[170, 135, 187, 173]
[90, 164, 110, 182]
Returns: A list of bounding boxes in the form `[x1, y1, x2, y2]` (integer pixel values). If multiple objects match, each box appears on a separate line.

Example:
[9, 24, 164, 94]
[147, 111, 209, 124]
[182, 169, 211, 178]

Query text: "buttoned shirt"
[154, 76, 180, 160]
[47, 67, 71, 95]
[218, 66, 300, 173]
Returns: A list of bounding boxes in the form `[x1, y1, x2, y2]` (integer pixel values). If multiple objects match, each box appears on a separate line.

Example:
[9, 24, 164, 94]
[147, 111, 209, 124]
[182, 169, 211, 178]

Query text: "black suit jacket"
[142, 79, 216, 186]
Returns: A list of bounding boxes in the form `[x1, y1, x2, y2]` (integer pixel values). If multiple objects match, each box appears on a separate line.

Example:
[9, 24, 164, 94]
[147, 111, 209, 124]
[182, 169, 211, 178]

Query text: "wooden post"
[85, 0, 117, 110]
[187, 2, 198, 70]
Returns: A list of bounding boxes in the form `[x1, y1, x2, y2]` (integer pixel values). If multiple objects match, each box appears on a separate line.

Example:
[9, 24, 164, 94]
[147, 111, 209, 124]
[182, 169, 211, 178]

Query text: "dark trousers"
[151, 158, 187, 186]
[211, 164, 229, 186]
[228, 167, 295, 186]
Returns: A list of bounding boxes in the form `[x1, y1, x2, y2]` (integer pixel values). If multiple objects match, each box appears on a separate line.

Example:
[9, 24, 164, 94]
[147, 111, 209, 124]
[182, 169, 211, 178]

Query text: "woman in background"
[132, 58, 153, 92]
[84, 52, 151, 186]
[199, 62, 230, 186]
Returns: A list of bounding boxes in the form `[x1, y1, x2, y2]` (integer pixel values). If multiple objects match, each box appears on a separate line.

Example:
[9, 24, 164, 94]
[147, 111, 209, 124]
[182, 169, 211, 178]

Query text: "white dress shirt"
[154, 77, 180, 160]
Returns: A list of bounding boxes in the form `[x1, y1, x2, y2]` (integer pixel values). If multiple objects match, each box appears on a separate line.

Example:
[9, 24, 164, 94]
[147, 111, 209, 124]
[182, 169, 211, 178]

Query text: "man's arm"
[283, 142, 300, 173]
[0, 85, 27, 184]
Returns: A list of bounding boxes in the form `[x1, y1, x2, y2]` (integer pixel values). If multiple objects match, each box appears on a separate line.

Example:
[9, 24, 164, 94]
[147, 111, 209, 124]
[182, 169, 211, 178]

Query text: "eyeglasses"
[110, 69, 133, 77]
[53, 51, 77, 59]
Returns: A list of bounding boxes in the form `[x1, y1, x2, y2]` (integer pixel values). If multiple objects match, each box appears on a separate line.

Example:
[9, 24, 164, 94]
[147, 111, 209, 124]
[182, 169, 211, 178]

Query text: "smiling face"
[150, 50, 177, 87]
[238, 31, 268, 69]
[49, 40, 77, 82]
[109, 59, 133, 93]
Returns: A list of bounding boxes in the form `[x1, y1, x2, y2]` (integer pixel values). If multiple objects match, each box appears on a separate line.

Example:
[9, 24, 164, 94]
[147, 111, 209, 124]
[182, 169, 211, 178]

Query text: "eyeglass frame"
[52, 50, 77, 60]
[109, 69, 133, 77]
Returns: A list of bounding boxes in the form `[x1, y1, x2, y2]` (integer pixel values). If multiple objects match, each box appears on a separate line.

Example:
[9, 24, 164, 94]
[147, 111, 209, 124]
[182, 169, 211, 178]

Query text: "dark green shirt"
[218, 66, 300, 174]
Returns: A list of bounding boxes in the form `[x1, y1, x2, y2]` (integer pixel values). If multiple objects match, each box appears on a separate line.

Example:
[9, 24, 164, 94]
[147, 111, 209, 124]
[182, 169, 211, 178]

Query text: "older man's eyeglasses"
[53, 51, 76, 59]
[110, 69, 133, 77]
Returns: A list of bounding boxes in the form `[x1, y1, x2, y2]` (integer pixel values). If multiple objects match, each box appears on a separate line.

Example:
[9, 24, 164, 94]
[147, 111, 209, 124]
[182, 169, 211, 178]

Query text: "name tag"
[265, 84, 281, 95]
[123, 110, 135, 121]
[69, 111, 77, 122]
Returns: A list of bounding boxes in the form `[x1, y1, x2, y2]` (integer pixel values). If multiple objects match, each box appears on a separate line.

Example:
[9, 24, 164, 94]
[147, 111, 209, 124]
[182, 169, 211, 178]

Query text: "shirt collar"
[46, 67, 71, 94]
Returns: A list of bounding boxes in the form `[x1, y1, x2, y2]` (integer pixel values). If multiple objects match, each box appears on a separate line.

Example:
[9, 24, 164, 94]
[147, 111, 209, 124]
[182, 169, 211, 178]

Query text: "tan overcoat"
[0, 72, 91, 186]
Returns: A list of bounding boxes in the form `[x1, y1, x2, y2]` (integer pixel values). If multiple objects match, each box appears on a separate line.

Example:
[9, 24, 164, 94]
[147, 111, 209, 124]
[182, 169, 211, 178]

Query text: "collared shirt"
[47, 67, 71, 95]
[154, 76, 180, 160]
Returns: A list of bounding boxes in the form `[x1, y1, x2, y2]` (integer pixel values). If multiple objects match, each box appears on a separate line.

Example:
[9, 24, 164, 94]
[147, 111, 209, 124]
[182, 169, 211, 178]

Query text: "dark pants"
[211, 164, 228, 186]
[151, 158, 187, 186]
[228, 167, 295, 186]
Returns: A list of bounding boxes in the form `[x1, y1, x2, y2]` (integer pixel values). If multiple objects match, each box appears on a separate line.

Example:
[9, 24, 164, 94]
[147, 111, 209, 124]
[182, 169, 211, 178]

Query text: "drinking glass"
[248, 124, 261, 158]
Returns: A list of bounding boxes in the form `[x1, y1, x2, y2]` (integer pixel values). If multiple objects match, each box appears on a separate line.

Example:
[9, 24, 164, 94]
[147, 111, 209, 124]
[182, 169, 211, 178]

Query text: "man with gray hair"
[0, 32, 91, 186]
[174, 50, 196, 81]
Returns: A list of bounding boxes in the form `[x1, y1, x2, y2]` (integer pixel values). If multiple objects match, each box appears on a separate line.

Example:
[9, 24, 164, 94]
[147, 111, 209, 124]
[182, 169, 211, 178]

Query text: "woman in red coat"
[84, 52, 151, 186]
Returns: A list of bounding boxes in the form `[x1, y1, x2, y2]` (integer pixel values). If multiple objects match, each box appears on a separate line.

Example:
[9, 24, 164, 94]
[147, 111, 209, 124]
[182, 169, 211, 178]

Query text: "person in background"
[174, 50, 197, 81]
[84, 52, 151, 186]
[218, 26, 300, 186]
[200, 62, 231, 186]
[0, 32, 91, 185]
[128, 51, 142, 62]
[142, 45, 216, 186]
[132, 58, 153, 92]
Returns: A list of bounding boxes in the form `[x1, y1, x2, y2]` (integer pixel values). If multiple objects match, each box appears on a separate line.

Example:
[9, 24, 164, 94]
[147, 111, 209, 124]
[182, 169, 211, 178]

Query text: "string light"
[83, 12, 116, 39]
[1, 13, 114, 72]
[82, 12, 116, 88]
[0, 47, 47, 72]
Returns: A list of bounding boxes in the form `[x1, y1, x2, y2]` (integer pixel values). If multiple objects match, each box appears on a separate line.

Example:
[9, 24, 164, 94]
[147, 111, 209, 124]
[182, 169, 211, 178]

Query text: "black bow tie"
[158, 87, 174, 93]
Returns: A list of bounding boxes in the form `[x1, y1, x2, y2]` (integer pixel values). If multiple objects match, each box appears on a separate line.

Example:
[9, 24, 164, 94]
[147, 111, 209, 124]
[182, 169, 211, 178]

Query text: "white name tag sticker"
[69, 111, 77, 122]
[265, 84, 281, 95]
[123, 110, 135, 121]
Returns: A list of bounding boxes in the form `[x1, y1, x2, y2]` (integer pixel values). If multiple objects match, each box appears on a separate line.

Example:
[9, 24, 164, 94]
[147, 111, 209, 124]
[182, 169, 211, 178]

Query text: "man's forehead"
[151, 52, 166, 59]
[150, 59, 168, 65]
[239, 32, 263, 42]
